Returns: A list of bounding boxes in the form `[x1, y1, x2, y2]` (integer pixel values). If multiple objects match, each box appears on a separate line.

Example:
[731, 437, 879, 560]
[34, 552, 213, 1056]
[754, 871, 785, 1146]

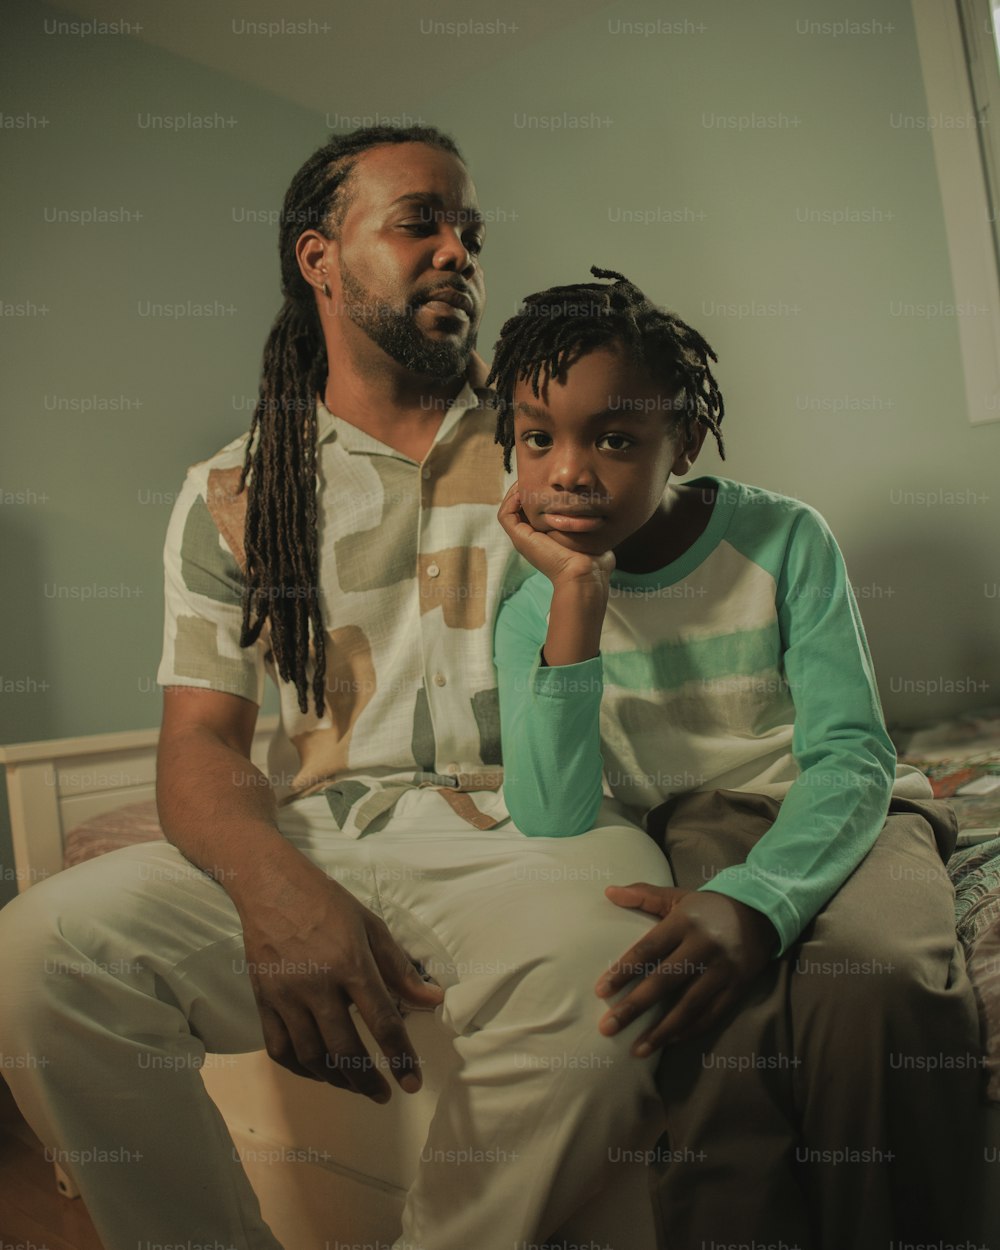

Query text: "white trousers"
[0, 790, 673, 1250]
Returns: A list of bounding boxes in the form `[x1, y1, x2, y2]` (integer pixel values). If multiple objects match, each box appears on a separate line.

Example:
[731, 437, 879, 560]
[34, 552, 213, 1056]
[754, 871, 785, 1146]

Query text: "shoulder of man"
[174, 431, 252, 575]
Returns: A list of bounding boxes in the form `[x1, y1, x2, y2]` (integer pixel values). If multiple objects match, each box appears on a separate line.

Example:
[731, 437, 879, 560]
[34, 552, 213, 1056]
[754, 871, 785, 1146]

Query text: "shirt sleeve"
[494, 577, 606, 837]
[698, 506, 896, 955]
[156, 466, 265, 705]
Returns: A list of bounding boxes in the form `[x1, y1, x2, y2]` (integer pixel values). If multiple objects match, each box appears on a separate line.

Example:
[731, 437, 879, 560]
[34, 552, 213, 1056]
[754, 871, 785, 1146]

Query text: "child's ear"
[670, 423, 709, 477]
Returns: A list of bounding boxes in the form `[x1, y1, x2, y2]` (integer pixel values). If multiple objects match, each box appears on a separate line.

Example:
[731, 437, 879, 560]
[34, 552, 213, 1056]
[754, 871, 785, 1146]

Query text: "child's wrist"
[550, 578, 610, 608]
[549, 567, 612, 595]
[544, 582, 608, 666]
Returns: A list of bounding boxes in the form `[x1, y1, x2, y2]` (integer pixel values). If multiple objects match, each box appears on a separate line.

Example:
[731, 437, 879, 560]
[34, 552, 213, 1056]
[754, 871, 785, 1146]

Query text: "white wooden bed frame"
[0, 721, 658, 1249]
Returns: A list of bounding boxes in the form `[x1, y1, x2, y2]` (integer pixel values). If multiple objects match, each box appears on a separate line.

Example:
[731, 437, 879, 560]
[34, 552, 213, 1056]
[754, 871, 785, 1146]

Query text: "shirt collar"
[315, 381, 489, 458]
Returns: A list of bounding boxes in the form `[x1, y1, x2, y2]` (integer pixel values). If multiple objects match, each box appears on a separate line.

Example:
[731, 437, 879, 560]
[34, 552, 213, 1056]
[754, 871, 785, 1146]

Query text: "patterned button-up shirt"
[157, 383, 528, 835]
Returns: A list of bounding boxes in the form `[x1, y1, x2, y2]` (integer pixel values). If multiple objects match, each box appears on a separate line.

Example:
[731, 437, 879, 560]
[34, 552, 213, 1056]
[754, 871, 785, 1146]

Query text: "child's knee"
[791, 924, 970, 1045]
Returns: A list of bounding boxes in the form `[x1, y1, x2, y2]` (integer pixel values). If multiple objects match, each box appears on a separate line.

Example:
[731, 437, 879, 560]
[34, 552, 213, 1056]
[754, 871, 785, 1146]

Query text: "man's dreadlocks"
[487, 266, 724, 472]
[238, 125, 464, 717]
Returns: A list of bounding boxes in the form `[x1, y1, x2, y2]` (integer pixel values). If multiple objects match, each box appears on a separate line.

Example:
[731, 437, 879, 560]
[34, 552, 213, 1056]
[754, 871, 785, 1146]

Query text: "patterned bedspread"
[892, 706, 1000, 840]
[892, 707, 1000, 1098]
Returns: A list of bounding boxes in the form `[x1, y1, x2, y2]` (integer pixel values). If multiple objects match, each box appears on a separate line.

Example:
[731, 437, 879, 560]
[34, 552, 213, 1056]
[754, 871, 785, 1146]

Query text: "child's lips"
[543, 512, 605, 533]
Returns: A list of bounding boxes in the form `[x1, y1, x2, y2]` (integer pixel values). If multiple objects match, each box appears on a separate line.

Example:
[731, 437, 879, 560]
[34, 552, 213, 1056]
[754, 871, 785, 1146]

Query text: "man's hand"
[595, 883, 777, 1054]
[235, 851, 444, 1102]
[156, 690, 442, 1104]
[497, 481, 615, 590]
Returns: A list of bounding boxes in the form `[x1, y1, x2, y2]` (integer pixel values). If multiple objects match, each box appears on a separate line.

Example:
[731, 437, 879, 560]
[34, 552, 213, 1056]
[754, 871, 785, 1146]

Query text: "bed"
[1, 710, 999, 1244]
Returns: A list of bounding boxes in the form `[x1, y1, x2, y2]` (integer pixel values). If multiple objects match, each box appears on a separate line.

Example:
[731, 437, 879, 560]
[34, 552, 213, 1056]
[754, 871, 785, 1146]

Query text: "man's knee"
[0, 844, 233, 1011]
[0, 874, 94, 1059]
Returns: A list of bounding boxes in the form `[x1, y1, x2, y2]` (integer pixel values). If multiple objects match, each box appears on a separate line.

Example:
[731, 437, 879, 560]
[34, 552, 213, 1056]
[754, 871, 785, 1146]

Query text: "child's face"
[510, 342, 693, 560]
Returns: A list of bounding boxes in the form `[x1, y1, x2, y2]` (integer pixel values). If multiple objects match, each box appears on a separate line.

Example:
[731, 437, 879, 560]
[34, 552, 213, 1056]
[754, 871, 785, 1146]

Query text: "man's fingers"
[365, 929, 444, 1092]
[258, 1002, 355, 1089]
[389, 960, 445, 1012]
[258, 1003, 322, 1082]
[350, 985, 422, 1094]
[311, 994, 393, 1102]
[374, 931, 444, 1013]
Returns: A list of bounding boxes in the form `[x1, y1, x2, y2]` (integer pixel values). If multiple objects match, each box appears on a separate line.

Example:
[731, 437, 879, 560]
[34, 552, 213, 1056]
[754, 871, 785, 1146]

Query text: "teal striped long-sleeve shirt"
[494, 475, 932, 955]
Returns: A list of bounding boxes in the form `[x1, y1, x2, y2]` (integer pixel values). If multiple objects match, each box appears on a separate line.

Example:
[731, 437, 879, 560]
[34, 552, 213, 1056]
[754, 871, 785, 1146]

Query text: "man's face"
[332, 143, 485, 380]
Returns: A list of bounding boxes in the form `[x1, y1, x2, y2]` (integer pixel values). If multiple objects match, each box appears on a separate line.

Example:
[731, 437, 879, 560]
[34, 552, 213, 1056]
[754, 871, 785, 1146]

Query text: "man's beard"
[339, 262, 475, 381]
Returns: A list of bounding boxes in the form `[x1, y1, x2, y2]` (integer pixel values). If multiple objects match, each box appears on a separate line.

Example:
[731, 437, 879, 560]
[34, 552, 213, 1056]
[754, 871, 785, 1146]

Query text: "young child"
[488, 268, 985, 1249]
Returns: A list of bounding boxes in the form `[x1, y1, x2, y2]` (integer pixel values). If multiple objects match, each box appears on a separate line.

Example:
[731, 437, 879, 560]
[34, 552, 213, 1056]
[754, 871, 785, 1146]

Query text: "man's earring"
[322, 282, 331, 298]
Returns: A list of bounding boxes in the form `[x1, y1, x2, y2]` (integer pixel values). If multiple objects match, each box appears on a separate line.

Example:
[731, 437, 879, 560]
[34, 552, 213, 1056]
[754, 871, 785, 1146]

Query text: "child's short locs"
[486, 265, 726, 471]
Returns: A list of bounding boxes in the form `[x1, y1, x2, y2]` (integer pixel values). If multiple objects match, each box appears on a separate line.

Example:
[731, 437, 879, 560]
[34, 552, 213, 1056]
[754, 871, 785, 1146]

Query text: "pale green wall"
[3, 0, 998, 904]
[442, 0, 1000, 733]
[1, 0, 311, 901]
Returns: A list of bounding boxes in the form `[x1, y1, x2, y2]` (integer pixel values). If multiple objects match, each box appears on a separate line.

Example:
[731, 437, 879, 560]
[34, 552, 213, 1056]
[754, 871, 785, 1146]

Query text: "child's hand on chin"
[594, 883, 778, 1054]
[497, 481, 615, 589]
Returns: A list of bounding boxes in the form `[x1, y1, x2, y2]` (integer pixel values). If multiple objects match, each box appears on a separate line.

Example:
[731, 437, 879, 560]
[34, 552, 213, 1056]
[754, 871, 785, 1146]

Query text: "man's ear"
[670, 422, 709, 477]
[295, 229, 338, 299]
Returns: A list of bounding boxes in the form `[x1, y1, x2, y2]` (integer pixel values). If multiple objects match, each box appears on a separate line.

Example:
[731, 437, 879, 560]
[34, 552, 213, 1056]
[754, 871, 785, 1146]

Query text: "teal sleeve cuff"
[530, 654, 604, 699]
[697, 873, 802, 957]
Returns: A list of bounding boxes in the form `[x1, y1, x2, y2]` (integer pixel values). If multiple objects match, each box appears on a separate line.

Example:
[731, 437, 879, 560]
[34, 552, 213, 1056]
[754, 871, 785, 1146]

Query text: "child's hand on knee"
[595, 883, 777, 1054]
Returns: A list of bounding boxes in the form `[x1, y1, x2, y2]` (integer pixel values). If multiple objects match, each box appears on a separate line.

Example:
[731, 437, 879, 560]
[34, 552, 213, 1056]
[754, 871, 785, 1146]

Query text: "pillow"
[63, 799, 165, 868]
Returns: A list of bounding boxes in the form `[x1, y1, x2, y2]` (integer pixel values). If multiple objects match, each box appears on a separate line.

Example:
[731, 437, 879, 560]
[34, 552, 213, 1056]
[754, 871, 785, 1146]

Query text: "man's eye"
[399, 223, 484, 255]
[520, 431, 551, 450]
[598, 433, 634, 451]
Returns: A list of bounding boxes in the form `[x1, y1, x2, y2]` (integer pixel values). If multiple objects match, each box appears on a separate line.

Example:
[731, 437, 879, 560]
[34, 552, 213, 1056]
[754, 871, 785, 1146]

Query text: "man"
[0, 125, 672, 1250]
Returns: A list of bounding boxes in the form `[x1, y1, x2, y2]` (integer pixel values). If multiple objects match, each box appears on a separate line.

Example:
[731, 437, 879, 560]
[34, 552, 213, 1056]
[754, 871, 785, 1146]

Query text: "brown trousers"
[645, 789, 987, 1250]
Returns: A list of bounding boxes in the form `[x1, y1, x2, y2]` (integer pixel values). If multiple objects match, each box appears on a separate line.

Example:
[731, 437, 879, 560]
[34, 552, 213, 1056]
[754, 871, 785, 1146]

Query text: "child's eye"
[597, 433, 635, 451]
[520, 431, 552, 450]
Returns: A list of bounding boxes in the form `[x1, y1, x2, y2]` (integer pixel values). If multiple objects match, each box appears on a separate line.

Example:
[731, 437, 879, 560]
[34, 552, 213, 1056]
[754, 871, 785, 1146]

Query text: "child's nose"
[550, 450, 597, 492]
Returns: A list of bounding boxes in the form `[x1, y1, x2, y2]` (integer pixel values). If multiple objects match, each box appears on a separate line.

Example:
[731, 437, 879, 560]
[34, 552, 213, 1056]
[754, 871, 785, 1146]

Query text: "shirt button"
[422, 466, 433, 480]
[432, 672, 447, 687]
[427, 563, 440, 578]
[445, 762, 460, 775]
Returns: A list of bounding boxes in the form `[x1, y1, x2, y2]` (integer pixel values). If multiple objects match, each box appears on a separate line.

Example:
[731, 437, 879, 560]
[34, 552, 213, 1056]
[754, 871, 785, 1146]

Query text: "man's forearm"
[156, 725, 309, 912]
[155, 716, 444, 1093]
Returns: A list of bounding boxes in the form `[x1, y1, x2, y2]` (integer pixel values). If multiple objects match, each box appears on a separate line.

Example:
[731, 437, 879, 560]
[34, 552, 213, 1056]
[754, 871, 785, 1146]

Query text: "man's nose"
[433, 230, 477, 275]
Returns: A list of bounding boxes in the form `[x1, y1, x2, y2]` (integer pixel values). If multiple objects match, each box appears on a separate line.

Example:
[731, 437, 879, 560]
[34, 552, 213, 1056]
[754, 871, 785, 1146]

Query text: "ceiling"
[45, 0, 613, 118]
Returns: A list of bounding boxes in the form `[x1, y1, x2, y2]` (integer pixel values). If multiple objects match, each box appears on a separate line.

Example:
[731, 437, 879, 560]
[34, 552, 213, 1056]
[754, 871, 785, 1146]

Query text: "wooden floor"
[0, 1077, 104, 1250]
